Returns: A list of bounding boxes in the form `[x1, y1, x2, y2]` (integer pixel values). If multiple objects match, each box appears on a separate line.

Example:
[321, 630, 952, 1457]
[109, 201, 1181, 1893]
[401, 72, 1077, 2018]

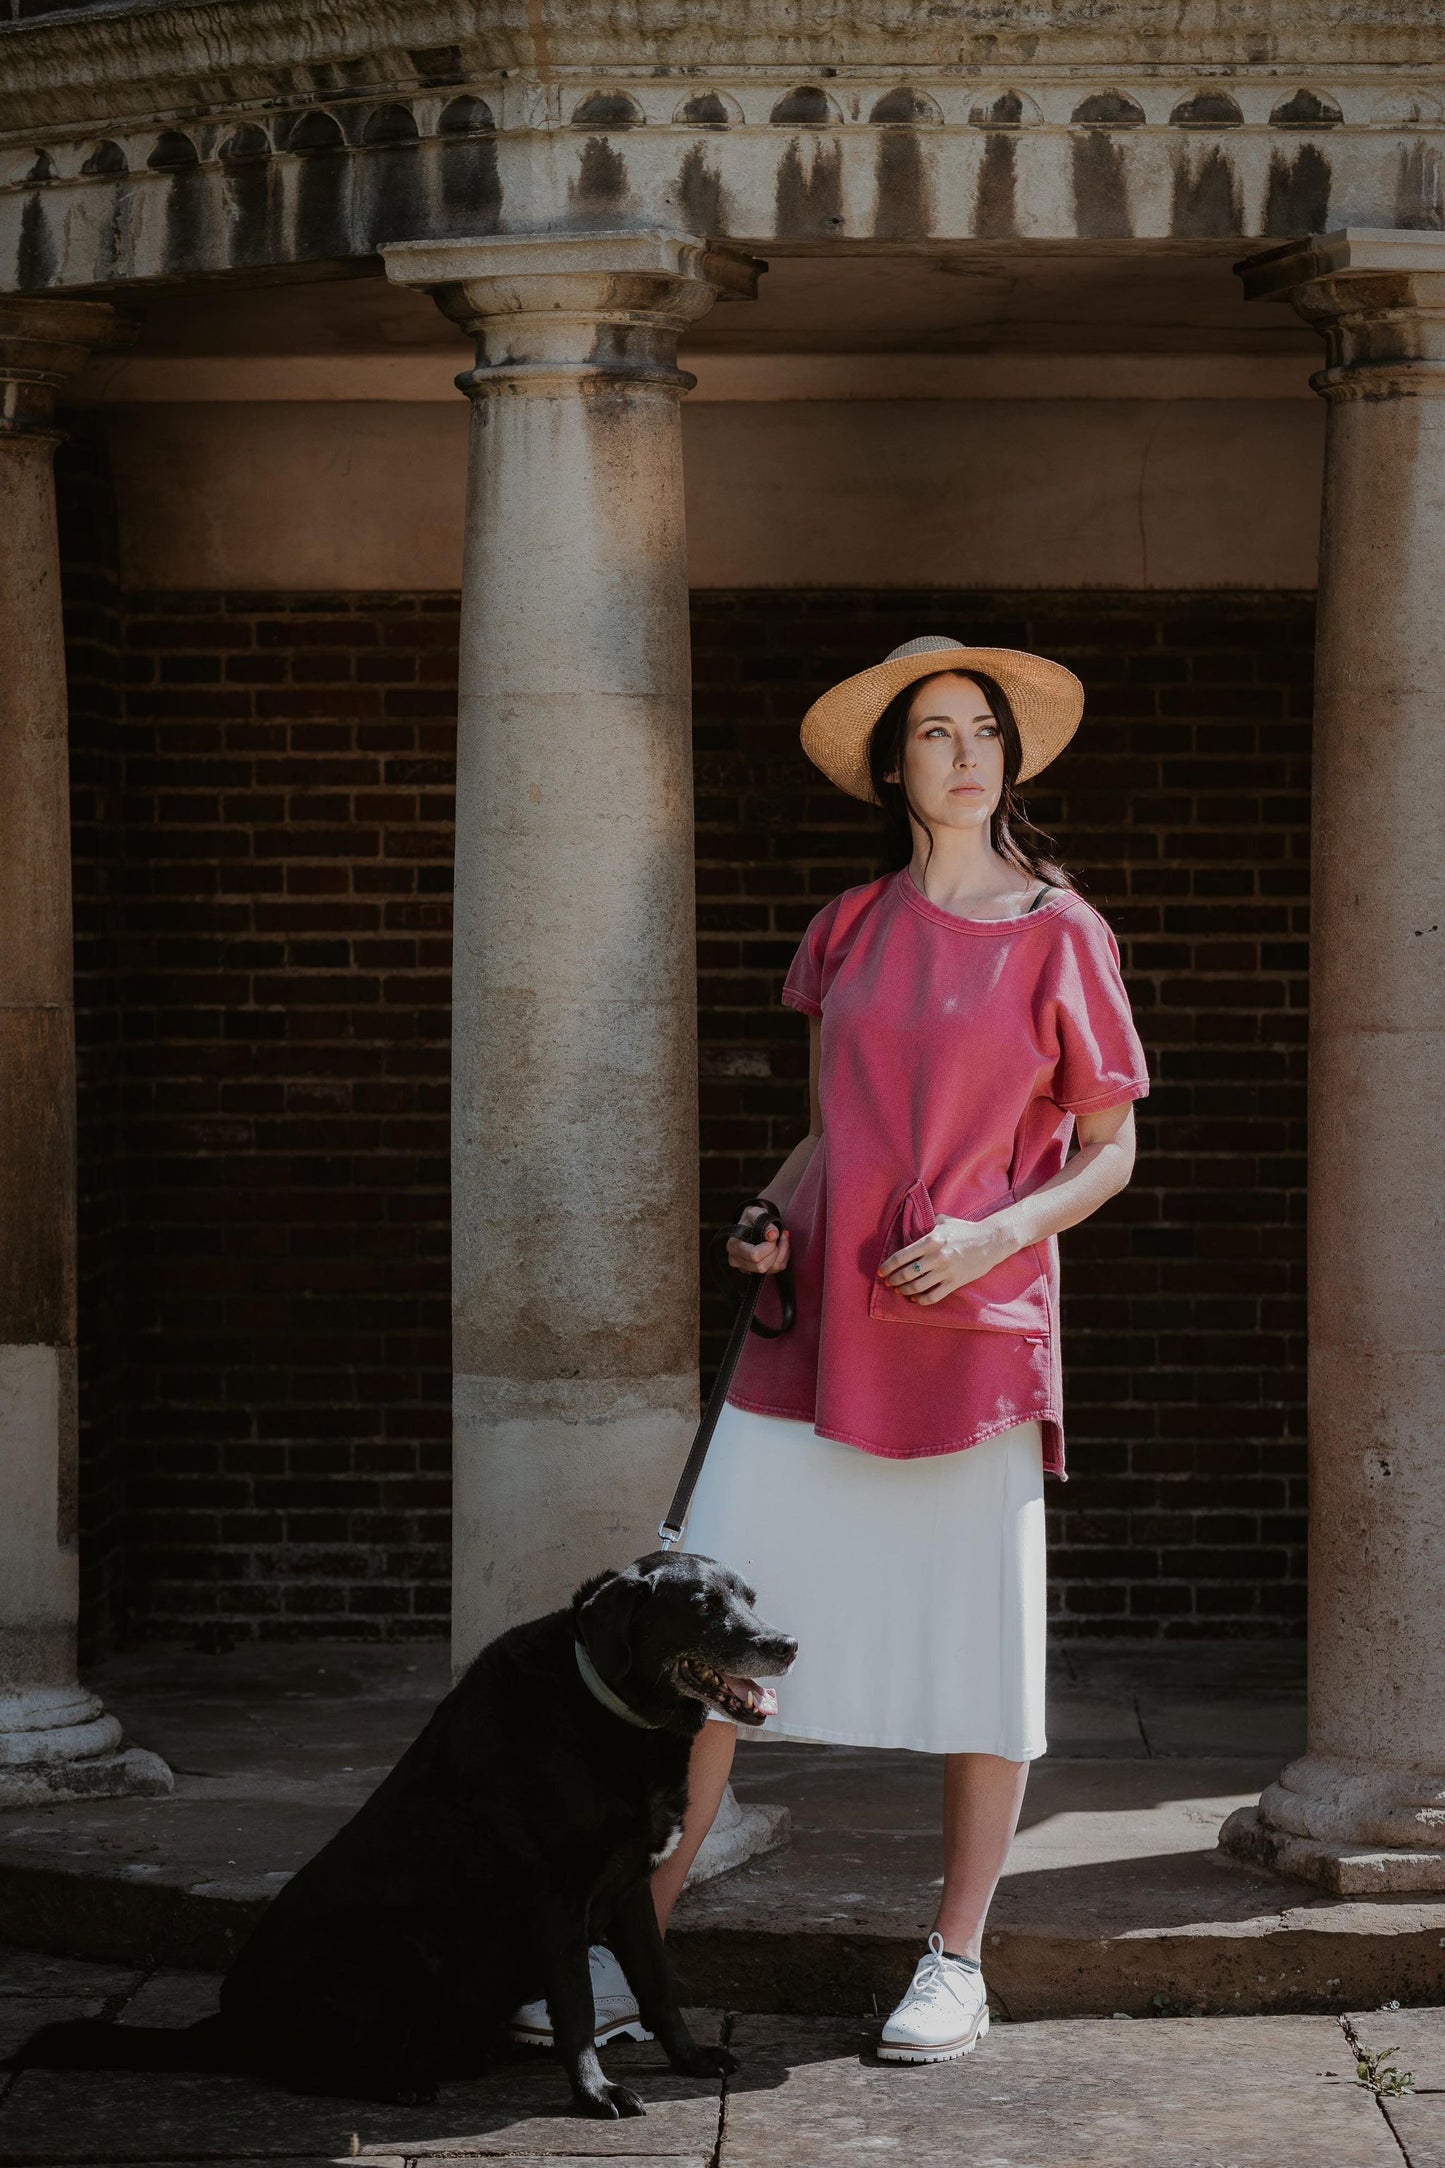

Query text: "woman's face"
[885, 672, 1006, 833]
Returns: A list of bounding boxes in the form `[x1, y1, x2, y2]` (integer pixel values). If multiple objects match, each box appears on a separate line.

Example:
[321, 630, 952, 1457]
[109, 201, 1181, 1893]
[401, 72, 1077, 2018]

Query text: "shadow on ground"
[0, 1951, 1432, 2168]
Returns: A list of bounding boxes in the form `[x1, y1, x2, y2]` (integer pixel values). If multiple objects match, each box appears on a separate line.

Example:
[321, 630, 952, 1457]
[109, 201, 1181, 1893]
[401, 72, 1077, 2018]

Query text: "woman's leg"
[651, 1720, 737, 1933]
[931, 1751, 1030, 1961]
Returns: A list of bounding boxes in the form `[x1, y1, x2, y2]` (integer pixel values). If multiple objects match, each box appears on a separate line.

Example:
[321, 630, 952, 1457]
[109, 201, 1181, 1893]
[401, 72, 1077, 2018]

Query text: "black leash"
[657, 1197, 796, 1550]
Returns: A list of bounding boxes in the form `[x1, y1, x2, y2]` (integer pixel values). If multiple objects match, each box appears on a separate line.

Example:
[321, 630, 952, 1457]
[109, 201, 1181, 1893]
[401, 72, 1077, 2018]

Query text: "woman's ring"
[912, 1261, 923, 1275]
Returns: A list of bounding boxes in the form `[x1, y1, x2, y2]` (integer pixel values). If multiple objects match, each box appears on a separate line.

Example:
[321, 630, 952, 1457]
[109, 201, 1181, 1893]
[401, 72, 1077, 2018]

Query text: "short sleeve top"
[725, 868, 1150, 1478]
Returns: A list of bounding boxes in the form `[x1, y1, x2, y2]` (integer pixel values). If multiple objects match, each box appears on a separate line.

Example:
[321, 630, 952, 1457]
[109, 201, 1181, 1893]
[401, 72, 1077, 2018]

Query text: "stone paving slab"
[117, 1970, 221, 2028]
[0, 1943, 1435, 2168]
[87, 1644, 455, 1710]
[0, 1949, 143, 1999]
[734, 1746, 1290, 1897]
[1060, 1645, 1308, 1690]
[1060, 1646, 1310, 1766]
[1386, 2093, 1444, 2166]
[0, 1948, 143, 2063]
[720, 2011, 1399, 2167]
[1133, 1694, 1310, 1760]
[0, 2063, 724, 2166]
[92, 1646, 453, 1807]
[1350, 2002, 1445, 2087]
[0, 2001, 727, 2167]
[0, 2154, 699, 2168]
[1351, 2004, 1445, 2167]
[0, 1999, 106, 2062]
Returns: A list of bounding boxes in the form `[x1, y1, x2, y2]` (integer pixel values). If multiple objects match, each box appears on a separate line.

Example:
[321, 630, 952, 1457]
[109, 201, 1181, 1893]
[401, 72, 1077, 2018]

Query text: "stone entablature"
[5, 0, 1445, 116]
[3, 1, 1445, 289]
[3, 66, 1445, 290]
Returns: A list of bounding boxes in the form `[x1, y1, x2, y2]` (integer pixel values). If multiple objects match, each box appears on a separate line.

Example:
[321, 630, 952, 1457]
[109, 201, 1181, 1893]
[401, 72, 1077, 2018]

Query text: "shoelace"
[908, 1931, 980, 2012]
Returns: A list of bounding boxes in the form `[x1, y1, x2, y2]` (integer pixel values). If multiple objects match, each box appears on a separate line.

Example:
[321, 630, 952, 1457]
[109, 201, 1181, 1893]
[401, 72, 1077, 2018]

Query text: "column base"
[1220, 1750, 1445, 1895]
[1220, 1805, 1445, 1895]
[0, 1685, 174, 1808]
[685, 1783, 790, 1890]
[0, 1746, 174, 1810]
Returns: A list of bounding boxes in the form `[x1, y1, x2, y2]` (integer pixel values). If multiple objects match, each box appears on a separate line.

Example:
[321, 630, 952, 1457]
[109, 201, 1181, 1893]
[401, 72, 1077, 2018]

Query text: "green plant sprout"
[1354, 2043, 1415, 2099]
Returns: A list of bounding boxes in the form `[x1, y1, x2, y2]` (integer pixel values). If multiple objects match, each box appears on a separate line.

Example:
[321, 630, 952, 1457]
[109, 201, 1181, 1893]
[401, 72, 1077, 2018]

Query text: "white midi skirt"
[679, 1400, 1047, 1758]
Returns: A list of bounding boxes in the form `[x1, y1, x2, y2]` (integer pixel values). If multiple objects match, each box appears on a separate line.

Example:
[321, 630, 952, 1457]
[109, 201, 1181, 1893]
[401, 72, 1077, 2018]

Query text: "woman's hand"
[726, 1215, 792, 1276]
[876, 1211, 1019, 1306]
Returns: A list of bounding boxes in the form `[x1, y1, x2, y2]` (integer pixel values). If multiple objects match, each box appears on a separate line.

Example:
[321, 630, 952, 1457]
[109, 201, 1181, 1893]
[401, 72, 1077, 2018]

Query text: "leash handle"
[706, 1198, 796, 1338]
[658, 1197, 795, 1550]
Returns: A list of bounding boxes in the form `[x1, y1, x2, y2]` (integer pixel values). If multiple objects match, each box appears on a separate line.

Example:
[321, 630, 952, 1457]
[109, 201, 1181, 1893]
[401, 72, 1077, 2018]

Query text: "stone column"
[0, 300, 170, 1805]
[1221, 230, 1445, 1893]
[383, 232, 761, 1668]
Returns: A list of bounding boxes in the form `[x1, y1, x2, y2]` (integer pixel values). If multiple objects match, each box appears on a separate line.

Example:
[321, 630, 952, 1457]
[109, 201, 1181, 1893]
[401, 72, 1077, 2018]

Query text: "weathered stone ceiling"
[1, 1, 1442, 292]
[99, 246, 1322, 364]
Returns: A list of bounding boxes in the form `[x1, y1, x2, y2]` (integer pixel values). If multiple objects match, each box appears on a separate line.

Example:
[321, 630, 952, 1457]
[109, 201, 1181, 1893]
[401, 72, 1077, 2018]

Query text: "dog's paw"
[577, 2080, 647, 2119]
[671, 2045, 738, 2080]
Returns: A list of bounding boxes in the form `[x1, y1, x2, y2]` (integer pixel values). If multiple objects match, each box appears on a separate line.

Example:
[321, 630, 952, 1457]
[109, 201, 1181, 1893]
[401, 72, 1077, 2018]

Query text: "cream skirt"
[679, 1400, 1047, 1758]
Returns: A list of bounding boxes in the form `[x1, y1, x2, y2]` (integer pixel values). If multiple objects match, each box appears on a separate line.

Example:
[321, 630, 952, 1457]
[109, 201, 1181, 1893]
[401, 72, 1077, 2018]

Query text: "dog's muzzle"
[673, 1637, 797, 1727]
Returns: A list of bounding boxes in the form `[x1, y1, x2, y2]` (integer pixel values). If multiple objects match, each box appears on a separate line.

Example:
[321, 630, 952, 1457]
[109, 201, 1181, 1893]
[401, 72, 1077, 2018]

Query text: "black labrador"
[12, 1551, 797, 2119]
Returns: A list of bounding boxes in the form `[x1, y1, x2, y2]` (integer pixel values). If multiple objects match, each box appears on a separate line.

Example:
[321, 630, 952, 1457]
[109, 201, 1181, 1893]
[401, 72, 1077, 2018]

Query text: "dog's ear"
[576, 1563, 654, 1681]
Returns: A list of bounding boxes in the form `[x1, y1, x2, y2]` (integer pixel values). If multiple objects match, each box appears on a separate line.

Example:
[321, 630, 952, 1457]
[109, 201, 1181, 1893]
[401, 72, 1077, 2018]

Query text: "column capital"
[381, 228, 764, 397]
[1236, 227, 1445, 400]
[0, 296, 117, 441]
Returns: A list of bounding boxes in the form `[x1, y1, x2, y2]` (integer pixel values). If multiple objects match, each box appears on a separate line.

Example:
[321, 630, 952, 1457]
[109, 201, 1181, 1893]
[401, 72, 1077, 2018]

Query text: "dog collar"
[574, 1641, 665, 1729]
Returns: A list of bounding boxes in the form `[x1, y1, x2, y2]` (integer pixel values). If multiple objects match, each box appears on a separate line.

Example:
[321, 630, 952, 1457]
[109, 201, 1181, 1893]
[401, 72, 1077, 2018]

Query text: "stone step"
[2, 1744, 1443, 2021]
[3, 1640, 1439, 2024]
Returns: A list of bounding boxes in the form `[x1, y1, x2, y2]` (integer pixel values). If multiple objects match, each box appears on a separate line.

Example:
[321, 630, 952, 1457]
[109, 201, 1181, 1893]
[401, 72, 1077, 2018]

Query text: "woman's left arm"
[996, 1100, 1137, 1249]
[878, 1103, 1137, 1305]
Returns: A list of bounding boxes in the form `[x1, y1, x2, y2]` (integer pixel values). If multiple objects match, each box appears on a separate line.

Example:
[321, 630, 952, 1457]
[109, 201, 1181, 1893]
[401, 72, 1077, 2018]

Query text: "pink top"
[726, 868, 1150, 1478]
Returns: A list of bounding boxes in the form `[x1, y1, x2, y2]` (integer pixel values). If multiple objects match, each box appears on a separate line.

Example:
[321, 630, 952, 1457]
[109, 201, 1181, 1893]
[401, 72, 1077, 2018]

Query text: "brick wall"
[77, 592, 458, 1646]
[67, 581, 1311, 1646]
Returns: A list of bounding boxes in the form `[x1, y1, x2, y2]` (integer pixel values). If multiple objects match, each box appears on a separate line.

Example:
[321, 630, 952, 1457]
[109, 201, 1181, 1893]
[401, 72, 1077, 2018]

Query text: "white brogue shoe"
[877, 1932, 990, 2063]
[509, 1943, 654, 2050]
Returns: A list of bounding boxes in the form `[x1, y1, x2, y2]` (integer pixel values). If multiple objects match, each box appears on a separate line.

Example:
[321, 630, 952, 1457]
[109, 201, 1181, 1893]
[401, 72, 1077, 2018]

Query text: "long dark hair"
[866, 668, 1072, 889]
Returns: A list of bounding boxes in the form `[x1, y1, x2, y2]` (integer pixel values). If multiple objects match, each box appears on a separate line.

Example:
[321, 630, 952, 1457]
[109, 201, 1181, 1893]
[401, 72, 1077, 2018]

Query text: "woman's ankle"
[929, 1923, 984, 1964]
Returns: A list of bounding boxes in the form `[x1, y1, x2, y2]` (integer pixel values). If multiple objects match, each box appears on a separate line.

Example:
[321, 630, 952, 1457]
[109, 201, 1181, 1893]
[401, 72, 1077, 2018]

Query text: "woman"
[653, 635, 1151, 2062]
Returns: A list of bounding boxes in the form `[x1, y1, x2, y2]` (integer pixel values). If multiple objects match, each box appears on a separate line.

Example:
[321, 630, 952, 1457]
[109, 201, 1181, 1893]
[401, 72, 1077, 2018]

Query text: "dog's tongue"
[725, 1672, 778, 1717]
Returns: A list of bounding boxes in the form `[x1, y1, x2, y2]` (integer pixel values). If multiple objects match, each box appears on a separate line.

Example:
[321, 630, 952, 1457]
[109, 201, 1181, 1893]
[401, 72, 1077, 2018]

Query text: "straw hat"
[799, 636, 1084, 804]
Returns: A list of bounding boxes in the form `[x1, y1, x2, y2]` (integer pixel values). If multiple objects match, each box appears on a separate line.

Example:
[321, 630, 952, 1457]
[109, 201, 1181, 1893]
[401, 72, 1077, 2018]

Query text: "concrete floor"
[2, 1641, 1444, 2025]
[0, 1943, 1438, 2166]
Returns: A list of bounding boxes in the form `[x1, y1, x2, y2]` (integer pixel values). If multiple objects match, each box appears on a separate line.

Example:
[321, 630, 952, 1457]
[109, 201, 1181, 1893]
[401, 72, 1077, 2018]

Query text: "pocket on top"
[868, 1177, 1051, 1339]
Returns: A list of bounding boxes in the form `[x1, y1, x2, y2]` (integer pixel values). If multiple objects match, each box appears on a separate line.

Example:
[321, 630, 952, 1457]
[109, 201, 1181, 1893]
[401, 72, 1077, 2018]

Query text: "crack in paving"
[710, 2007, 735, 2168]
[1340, 2013, 1414, 2166]
[1131, 1690, 1155, 1758]
[1380, 2096, 1416, 2165]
